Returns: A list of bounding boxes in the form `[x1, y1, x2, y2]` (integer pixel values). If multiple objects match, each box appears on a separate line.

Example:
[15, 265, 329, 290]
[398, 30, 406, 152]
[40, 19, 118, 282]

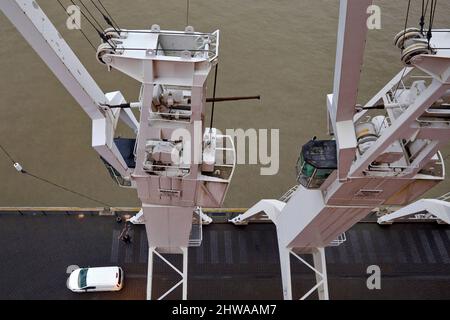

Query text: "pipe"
[205, 95, 260, 103]
[105, 95, 261, 109]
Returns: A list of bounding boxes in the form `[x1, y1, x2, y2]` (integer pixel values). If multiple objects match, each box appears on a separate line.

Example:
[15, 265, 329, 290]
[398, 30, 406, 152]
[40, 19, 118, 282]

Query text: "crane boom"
[0, 0, 106, 120]
[0, 0, 137, 178]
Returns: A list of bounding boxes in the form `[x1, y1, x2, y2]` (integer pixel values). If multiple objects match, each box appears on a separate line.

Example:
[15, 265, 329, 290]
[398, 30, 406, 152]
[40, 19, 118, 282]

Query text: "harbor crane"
[0, 0, 238, 300]
[232, 0, 450, 300]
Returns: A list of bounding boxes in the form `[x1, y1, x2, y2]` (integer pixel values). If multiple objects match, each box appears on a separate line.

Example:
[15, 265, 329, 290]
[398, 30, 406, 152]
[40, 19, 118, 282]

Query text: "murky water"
[0, 0, 449, 208]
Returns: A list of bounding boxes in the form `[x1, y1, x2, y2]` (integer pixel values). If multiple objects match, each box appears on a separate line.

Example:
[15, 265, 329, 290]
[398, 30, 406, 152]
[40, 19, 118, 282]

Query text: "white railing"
[329, 233, 347, 247]
[208, 30, 220, 62]
[189, 208, 203, 247]
[437, 192, 450, 202]
[214, 134, 236, 182]
[279, 185, 299, 202]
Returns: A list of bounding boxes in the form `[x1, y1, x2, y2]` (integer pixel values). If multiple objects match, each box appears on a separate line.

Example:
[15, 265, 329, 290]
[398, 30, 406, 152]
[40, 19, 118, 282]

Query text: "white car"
[67, 266, 124, 293]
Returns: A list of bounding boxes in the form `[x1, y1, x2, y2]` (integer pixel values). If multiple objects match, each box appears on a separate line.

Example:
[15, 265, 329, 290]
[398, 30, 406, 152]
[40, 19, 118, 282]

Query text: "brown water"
[0, 0, 449, 208]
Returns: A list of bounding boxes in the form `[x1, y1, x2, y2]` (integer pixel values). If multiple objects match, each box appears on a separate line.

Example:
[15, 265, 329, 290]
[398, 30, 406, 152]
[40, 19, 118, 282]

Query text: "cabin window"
[296, 140, 337, 189]
[78, 268, 88, 289]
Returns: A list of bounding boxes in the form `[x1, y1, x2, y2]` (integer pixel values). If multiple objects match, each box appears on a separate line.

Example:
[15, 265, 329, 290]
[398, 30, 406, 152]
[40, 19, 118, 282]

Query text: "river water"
[0, 0, 449, 208]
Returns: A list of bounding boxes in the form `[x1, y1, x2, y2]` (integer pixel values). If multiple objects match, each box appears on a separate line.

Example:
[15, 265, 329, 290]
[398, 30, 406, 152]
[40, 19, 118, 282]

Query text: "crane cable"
[56, 0, 97, 51]
[0, 142, 115, 209]
[400, 0, 412, 52]
[90, 0, 120, 34]
[97, 0, 121, 30]
[427, 0, 438, 50]
[77, 0, 104, 33]
[394, 0, 412, 99]
[3, 0, 126, 208]
[186, 0, 190, 26]
[67, 0, 116, 49]
[68, 0, 102, 35]
[419, 0, 430, 35]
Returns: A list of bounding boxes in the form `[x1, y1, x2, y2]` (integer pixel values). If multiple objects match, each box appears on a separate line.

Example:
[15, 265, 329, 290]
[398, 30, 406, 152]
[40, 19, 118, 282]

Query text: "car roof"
[85, 267, 120, 287]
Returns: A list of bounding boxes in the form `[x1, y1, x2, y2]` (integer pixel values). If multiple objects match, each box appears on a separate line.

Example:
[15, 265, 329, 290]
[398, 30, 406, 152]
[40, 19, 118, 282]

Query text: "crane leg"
[279, 246, 293, 300]
[312, 248, 329, 300]
[279, 246, 329, 300]
[146, 247, 188, 300]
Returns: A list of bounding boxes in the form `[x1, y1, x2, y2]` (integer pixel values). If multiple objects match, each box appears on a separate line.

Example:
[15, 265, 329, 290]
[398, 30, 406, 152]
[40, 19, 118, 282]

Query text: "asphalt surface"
[0, 213, 449, 300]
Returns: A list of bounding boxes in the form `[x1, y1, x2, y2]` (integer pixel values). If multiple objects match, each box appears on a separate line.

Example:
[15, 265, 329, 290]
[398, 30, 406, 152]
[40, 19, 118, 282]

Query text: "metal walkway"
[0, 212, 449, 299]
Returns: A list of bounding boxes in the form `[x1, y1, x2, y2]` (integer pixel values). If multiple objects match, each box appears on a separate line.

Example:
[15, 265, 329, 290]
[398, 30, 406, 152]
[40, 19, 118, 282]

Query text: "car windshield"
[78, 268, 88, 288]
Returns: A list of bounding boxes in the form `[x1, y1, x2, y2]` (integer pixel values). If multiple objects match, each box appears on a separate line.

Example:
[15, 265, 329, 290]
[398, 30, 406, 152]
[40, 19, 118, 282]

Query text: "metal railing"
[189, 208, 204, 247]
[279, 185, 299, 203]
[329, 233, 347, 247]
[437, 192, 450, 202]
[115, 29, 220, 62]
